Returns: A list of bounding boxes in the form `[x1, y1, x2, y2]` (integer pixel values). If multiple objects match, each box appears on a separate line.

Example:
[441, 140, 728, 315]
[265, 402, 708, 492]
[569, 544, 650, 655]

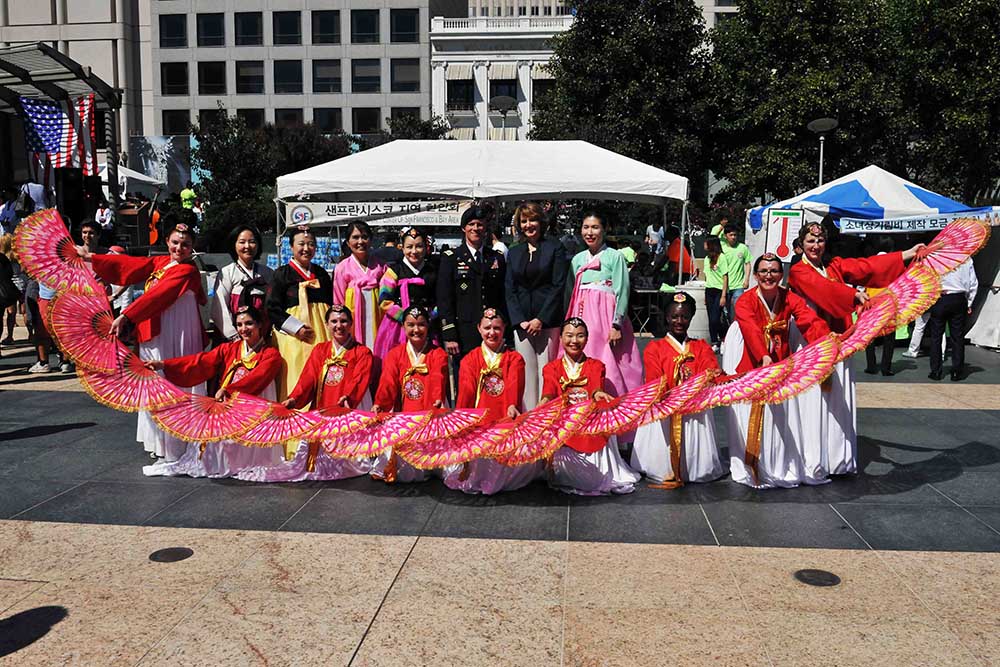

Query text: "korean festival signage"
[839, 209, 1000, 235]
[285, 200, 470, 229]
[764, 209, 804, 262]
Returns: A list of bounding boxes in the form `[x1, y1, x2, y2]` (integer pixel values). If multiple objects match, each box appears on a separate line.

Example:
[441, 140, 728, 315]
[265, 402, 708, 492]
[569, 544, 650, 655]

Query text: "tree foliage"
[531, 0, 712, 197]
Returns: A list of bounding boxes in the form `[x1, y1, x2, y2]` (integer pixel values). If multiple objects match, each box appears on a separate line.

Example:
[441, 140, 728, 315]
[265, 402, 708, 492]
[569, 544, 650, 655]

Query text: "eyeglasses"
[756, 269, 782, 275]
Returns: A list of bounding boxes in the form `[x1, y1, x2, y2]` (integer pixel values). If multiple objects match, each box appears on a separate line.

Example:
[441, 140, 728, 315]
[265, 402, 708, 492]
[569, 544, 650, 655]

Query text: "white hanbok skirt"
[143, 384, 282, 478]
[722, 322, 811, 489]
[443, 459, 543, 495]
[630, 411, 724, 484]
[136, 291, 206, 461]
[548, 437, 640, 496]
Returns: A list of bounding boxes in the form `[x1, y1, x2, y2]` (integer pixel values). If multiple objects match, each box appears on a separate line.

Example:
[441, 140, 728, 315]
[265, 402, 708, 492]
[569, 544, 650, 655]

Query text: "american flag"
[20, 93, 98, 188]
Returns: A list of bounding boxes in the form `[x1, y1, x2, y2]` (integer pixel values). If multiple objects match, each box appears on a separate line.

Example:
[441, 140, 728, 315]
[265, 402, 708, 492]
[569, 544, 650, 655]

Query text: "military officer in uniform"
[437, 204, 508, 359]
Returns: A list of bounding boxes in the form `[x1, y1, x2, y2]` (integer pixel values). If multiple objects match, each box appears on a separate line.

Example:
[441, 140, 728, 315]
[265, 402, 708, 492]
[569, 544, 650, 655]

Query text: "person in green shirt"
[180, 181, 196, 210]
[708, 216, 729, 238]
[702, 236, 731, 350]
[720, 223, 751, 322]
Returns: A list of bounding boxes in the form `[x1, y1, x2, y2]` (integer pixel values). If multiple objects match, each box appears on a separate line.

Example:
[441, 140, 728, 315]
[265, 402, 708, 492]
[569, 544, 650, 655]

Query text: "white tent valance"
[490, 62, 518, 79]
[447, 127, 475, 140]
[531, 63, 553, 80]
[445, 64, 473, 80]
[276, 140, 689, 205]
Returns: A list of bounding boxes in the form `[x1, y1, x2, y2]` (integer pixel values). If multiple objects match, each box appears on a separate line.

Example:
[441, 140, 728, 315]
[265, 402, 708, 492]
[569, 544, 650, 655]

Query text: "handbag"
[0, 275, 20, 309]
[14, 187, 32, 217]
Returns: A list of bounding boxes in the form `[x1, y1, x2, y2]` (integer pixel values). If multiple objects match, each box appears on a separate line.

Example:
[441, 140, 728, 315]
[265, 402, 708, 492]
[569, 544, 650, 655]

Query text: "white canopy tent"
[97, 163, 166, 200]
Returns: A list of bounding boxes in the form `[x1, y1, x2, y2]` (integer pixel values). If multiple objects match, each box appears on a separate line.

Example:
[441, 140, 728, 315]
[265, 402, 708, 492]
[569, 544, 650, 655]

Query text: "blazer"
[436, 243, 507, 352]
[504, 238, 569, 330]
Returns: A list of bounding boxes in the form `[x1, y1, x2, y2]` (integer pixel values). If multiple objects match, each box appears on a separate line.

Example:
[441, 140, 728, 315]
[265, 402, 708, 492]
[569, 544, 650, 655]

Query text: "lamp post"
[489, 94, 517, 141]
[806, 117, 839, 186]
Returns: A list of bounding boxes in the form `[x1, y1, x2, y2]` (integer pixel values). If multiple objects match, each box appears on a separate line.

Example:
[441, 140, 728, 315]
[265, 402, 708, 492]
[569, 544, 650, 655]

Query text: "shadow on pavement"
[0, 422, 96, 442]
[0, 605, 68, 657]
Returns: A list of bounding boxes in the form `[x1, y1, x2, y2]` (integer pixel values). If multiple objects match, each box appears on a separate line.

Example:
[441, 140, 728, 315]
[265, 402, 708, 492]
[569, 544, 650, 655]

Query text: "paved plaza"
[1, 335, 999, 665]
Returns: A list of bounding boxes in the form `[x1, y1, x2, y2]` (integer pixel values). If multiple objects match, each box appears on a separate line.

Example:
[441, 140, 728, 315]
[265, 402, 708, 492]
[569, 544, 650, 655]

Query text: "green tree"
[887, 0, 1000, 203]
[709, 0, 909, 202]
[531, 0, 712, 199]
[190, 111, 272, 206]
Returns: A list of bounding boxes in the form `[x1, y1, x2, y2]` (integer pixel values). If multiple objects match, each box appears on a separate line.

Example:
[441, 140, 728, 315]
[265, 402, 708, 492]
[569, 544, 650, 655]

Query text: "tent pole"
[680, 200, 689, 286]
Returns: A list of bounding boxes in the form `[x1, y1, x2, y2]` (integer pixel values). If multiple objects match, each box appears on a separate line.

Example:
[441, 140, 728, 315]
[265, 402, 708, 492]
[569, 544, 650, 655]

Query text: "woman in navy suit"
[505, 202, 570, 409]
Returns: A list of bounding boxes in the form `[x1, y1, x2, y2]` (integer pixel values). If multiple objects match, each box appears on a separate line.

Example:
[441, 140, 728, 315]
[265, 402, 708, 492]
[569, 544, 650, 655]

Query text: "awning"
[488, 126, 517, 141]
[490, 62, 518, 79]
[0, 42, 120, 114]
[445, 64, 473, 80]
[531, 63, 553, 80]
[447, 127, 475, 140]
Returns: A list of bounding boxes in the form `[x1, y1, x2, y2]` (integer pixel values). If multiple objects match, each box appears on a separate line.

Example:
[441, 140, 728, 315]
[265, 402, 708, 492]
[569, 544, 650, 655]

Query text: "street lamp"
[489, 95, 517, 141]
[806, 117, 839, 186]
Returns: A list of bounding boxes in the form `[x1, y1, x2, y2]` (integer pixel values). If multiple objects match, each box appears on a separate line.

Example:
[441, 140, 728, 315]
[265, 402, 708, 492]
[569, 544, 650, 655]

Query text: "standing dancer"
[543, 318, 640, 495]
[631, 293, 724, 486]
[84, 222, 206, 462]
[788, 223, 923, 476]
[444, 308, 542, 495]
[372, 227, 438, 360]
[372, 306, 447, 483]
[723, 254, 830, 488]
[239, 304, 374, 482]
[210, 224, 273, 342]
[142, 305, 283, 478]
[334, 221, 385, 352]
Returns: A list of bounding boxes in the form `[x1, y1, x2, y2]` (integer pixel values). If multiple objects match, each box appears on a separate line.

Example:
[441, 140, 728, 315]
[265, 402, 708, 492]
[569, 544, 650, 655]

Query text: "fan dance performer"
[543, 318, 640, 495]
[444, 308, 543, 495]
[84, 222, 206, 462]
[334, 221, 385, 353]
[631, 292, 724, 486]
[238, 304, 374, 482]
[372, 306, 447, 483]
[788, 223, 924, 477]
[373, 227, 437, 359]
[142, 305, 283, 478]
[722, 254, 831, 488]
[267, 226, 332, 403]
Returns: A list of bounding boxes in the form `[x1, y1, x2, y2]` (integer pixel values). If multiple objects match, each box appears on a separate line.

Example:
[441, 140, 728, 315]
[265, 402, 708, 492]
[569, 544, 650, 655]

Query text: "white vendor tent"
[276, 140, 689, 205]
[98, 163, 166, 200]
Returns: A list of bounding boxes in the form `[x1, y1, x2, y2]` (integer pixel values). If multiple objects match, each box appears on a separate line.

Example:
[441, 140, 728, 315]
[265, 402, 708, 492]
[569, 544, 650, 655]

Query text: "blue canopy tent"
[747, 165, 995, 233]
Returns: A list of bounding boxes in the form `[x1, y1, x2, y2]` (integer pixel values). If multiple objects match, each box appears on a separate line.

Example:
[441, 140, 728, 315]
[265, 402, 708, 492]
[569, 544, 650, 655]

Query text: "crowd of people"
[2, 193, 981, 495]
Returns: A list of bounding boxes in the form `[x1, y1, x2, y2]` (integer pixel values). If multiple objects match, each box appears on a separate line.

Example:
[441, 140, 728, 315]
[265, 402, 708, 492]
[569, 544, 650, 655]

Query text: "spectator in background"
[371, 238, 403, 265]
[664, 226, 696, 285]
[720, 224, 752, 322]
[645, 222, 665, 254]
[619, 241, 638, 267]
[702, 236, 731, 352]
[0, 187, 17, 235]
[20, 178, 50, 215]
[927, 258, 978, 382]
[491, 230, 508, 258]
[0, 234, 22, 349]
[790, 237, 804, 266]
[709, 216, 728, 238]
[179, 181, 196, 210]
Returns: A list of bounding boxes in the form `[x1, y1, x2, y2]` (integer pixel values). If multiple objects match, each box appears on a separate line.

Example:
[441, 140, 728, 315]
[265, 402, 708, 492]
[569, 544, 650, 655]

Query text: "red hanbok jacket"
[374, 342, 448, 412]
[644, 336, 719, 388]
[788, 253, 903, 333]
[161, 339, 280, 396]
[92, 254, 206, 343]
[541, 356, 607, 454]
[456, 346, 525, 423]
[287, 341, 373, 410]
[734, 287, 830, 373]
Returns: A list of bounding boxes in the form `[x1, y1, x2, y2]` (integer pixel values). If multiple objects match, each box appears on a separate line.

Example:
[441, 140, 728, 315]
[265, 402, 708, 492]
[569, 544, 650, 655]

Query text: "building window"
[489, 79, 517, 101]
[274, 60, 303, 94]
[237, 109, 265, 130]
[313, 60, 342, 93]
[198, 109, 225, 128]
[275, 108, 304, 128]
[159, 15, 187, 48]
[530, 6, 539, 15]
[715, 12, 738, 27]
[312, 10, 340, 44]
[196, 13, 224, 47]
[390, 59, 420, 93]
[314, 108, 342, 132]
[234, 12, 263, 46]
[162, 110, 190, 135]
[160, 62, 188, 96]
[447, 80, 474, 111]
[519, 6, 527, 15]
[236, 61, 265, 94]
[351, 9, 379, 43]
[533, 79, 555, 106]
[352, 59, 381, 93]
[352, 107, 381, 134]
[273, 11, 301, 45]
[390, 9, 419, 43]
[197, 62, 226, 95]
[391, 107, 420, 123]
[543, 6, 552, 15]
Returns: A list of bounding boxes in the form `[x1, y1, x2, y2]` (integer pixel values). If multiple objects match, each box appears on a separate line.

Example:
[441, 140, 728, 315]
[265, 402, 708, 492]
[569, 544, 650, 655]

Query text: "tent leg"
[106, 110, 121, 205]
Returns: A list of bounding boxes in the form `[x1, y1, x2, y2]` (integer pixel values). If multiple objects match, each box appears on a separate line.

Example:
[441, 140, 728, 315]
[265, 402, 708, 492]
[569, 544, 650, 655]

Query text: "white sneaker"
[27, 361, 50, 373]
[901, 351, 921, 358]
[60, 362, 74, 373]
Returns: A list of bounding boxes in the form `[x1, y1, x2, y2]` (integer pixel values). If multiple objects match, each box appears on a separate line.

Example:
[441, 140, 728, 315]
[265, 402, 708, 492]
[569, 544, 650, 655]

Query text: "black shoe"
[863, 367, 878, 375]
[881, 370, 895, 377]
[950, 370, 962, 382]
[928, 371, 943, 381]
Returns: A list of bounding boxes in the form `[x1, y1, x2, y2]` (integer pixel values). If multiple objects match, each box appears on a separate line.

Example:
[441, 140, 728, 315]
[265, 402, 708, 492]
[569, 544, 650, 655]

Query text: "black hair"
[461, 203, 495, 227]
[227, 224, 263, 261]
[79, 219, 101, 234]
[290, 226, 316, 245]
[231, 304, 264, 328]
[341, 221, 373, 257]
[667, 292, 697, 319]
[753, 253, 783, 273]
[325, 303, 353, 323]
[580, 210, 607, 230]
[402, 305, 430, 322]
[399, 227, 429, 244]
[723, 223, 740, 235]
[561, 317, 589, 335]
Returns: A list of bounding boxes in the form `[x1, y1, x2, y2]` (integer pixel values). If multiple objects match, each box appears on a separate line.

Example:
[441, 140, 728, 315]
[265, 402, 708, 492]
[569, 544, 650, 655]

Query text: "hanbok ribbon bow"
[349, 274, 380, 342]
[475, 347, 504, 406]
[672, 352, 695, 385]
[559, 376, 589, 391]
[763, 319, 788, 355]
[402, 364, 429, 383]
